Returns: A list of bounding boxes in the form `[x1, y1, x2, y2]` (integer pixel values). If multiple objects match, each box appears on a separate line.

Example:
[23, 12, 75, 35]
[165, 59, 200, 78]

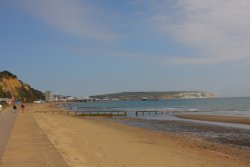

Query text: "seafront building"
[45, 91, 54, 102]
[0, 98, 12, 105]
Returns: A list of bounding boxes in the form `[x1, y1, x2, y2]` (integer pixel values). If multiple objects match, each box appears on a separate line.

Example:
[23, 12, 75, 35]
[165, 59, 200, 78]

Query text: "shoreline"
[30, 103, 250, 167]
[176, 114, 250, 125]
[112, 116, 250, 148]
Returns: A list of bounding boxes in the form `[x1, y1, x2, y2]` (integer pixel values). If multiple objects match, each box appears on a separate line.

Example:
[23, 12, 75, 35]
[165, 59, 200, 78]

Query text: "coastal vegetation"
[0, 71, 44, 102]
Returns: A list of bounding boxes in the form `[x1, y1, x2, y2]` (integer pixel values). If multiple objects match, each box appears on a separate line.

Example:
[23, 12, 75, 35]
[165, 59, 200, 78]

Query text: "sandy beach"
[176, 114, 250, 125]
[28, 103, 250, 167]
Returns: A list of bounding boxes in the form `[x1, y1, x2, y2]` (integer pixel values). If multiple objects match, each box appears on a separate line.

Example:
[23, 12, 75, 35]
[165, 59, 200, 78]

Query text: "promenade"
[0, 109, 17, 160]
[0, 109, 68, 167]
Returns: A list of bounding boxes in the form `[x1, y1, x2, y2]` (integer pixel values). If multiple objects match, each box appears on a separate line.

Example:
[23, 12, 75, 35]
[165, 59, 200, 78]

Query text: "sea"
[62, 97, 250, 148]
[64, 97, 250, 117]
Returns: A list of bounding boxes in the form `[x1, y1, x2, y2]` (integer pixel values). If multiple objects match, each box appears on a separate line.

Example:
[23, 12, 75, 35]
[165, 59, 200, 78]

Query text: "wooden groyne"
[35, 110, 71, 114]
[74, 111, 127, 116]
[35, 110, 127, 116]
[135, 111, 163, 116]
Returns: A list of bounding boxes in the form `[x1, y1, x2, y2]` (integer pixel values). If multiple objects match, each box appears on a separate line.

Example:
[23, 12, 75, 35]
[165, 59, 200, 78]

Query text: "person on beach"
[11, 97, 17, 113]
[21, 101, 25, 113]
[12, 104, 17, 113]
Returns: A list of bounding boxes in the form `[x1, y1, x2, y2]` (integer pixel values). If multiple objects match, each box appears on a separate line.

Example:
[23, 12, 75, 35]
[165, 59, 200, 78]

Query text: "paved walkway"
[0, 110, 17, 160]
[0, 111, 68, 167]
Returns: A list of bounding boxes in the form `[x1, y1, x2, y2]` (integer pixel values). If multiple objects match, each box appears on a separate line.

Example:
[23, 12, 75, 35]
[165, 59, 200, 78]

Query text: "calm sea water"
[65, 97, 250, 117]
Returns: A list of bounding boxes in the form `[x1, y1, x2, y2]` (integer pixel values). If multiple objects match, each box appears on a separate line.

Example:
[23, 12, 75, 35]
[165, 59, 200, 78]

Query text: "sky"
[1, 0, 250, 97]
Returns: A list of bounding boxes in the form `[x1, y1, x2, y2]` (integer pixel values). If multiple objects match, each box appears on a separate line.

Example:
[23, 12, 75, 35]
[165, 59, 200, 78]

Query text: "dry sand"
[29, 103, 250, 167]
[177, 114, 250, 125]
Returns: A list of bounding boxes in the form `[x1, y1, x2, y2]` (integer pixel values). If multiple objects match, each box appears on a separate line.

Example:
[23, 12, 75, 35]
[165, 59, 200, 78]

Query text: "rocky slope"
[0, 71, 44, 102]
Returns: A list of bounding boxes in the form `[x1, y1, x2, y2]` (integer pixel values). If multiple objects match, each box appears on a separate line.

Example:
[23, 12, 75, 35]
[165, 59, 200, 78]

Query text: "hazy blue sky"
[1, 0, 250, 97]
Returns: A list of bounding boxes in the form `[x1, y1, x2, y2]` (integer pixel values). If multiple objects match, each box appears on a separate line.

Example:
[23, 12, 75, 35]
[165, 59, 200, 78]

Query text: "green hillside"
[90, 91, 219, 100]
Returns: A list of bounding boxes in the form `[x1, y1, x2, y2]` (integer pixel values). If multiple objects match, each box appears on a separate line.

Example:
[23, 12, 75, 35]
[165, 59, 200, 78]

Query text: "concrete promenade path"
[0, 110, 68, 167]
[0, 109, 17, 160]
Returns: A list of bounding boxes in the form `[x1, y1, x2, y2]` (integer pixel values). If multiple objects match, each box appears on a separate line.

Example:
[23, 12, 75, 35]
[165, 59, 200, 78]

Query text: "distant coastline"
[90, 91, 219, 101]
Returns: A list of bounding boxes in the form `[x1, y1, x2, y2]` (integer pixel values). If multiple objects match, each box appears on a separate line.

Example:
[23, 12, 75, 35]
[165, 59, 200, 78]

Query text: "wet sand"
[30, 103, 249, 167]
[116, 118, 250, 148]
[177, 114, 250, 125]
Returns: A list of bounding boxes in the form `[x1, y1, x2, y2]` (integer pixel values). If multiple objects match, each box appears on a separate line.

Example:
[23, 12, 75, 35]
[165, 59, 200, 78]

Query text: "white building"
[45, 91, 54, 102]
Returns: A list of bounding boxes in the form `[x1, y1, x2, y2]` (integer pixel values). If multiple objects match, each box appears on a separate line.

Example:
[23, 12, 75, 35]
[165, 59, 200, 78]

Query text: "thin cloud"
[10, 0, 119, 41]
[146, 0, 250, 64]
[5, 0, 250, 64]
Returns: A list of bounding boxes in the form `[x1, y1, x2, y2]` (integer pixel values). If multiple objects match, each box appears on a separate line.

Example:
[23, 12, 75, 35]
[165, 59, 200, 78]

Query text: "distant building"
[45, 91, 54, 102]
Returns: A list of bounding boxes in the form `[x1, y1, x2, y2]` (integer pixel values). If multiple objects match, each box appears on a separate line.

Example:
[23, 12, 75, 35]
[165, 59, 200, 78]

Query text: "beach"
[28, 103, 250, 167]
